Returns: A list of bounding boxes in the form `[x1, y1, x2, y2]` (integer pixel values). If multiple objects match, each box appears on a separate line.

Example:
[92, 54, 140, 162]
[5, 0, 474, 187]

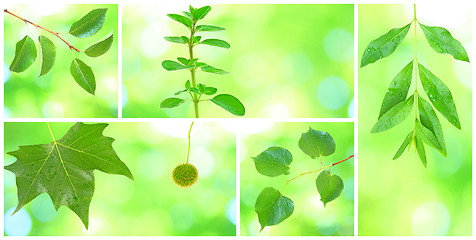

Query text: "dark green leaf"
[255, 187, 294, 231]
[5, 122, 133, 229]
[198, 83, 205, 93]
[188, 6, 195, 15]
[419, 23, 469, 62]
[210, 94, 245, 116]
[203, 87, 217, 95]
[189, 58, 198, 65]
[167, 14, 192, 28]
[379, 60, 413, 118]
[298, 128, 335, 158]
[193, 6, 211, 20]
[200, 39, 231, 48]
[252, 146, 292, 177]
[70, 58, 95, 95]
[418, 64, 460, 129]
[185, 80, 191, 89]
[316, 171, 344, 207]
[162, 60, 193, 71]
[177, 57, 189, 65]
[418, 96, 446, 156]
[164, 36, 186, 44]
[38, 35, 55, 76]
[196, 25, 225, 32]
[416, 120, 441, 151]
[371, 96, 414, 133]
[393, 131, 414, 160]
[160, 98, 185, 108]
[69, 8, 107, 38]
[84, 34, 113, 57]
[201, 65, 230, 75]
[361, 23, 411, 67]
[415, 135, 427, 167]
[181, 36, 190, 44]
[189, 87, 200, 94]
[9, 35, 37, 73]
[193, 36, 202, 44]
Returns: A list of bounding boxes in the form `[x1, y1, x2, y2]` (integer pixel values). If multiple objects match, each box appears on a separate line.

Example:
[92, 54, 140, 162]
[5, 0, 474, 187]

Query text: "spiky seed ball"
[172, 163, 198, 187]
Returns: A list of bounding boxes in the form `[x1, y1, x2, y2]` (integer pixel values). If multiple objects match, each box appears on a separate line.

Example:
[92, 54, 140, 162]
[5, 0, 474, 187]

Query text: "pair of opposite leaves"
[252, 128, 348, 230]
[8, 8, 114, 95]
[5, 123, 133, 229]
[361, 16, 469, 166]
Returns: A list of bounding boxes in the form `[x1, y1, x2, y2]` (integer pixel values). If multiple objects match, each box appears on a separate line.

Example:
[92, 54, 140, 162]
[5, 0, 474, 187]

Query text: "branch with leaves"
[5, 122, 133, 229]
[361, 4, 469, 167]
[5, 8, 114, 95]
[252, 128, 354, 231]
[160, 5, 245, 118]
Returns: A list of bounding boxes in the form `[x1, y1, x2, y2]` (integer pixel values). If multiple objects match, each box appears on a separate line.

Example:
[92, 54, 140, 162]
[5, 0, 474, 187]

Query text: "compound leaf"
[85, 33, 113, 57]
[393, 131, 414, 160]
[5, 122, 133, 229]
[210, 94, 245, 116]
[160, 98, 185, 108]
[167, 14, 192, 28]
[162, 60, 193, 71]
[196, 25, 225, 32]
[299, 128, 335, 158]
[316, 170, 344, 207]
[252, 146, 292, 177]
[39, 35, 56, 76]
[361, 22, 411, 67]
[69, 8, 107, 38]
[10, 35, 37, 73]
[418, 96, 446, 157]
[419, 23, 469, 62]
[371, 96, 414, 133]
[418, 64, 460, 129]
[255, 187, 294, 231]
[379, 60, 413, 118]
[70, 58, 95, 95]
[201, 65, 230, 75]
[200, 39, 231, 49]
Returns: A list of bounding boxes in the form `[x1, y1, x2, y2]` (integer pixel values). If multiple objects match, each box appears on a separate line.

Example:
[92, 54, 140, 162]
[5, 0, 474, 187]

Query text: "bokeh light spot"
[343, 178, 354, 200]
[226, 198, 236, 225]
[317, 76, 350, 110]
[316, 213, 337, 235]
[140, 22, 171, 58]
[348, 98, 354, 118]
[324, 29, 353, 62]
[279, 52, 314, 83]
[122, 84, 128, 108]
[169, 202, 194, 231]
[137, 150, 168, 181]
[42, 101, 64, 118]
[4, 207, 32, 236]
[192, 146, 215, 177]
[31, 194, 57, 223]
[4, 64, 11, 83]
[411, 202, 450, 236]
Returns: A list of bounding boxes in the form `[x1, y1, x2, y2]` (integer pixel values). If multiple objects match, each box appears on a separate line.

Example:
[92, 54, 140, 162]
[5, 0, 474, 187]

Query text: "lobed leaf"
[419, 23, 469, 62]
[85, 34, 113, 57]
[298, 128, 335, 158]
[393, 131, 414, 160]
[316, 171, 344, 207]
[418, 96, 446, 156]
[39, 35, 56, 76]
[201, 65, 230, 75]
[10, 35, 37, 73]
[255, 187, 294, 231]
[196, 24, 225, 32]
[418, 64, 460, 129]
[378, 60, 413, 118]
[252, 146, 292, 177]
[200, 39, 231, 48]
[210, 94, 245, 116]
[167, 14, 192, 28]
[415, 135, 427, 167]
[70, 58, 95, 95]
[160, 98, 185, 108]
[164, 36, 186, 44]
[193, 6, 212, 20]
[361, 23, 411, 67]
[69, 8, 107, 38]
[371, 96, 414, 133]
[162, 60, 193, 71]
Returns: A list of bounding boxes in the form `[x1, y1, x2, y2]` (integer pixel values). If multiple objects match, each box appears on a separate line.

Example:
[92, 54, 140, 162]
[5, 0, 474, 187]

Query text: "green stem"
[188, 23, 199, 118]
[186, 122, 194, 164]
[412, 4, 419, 147]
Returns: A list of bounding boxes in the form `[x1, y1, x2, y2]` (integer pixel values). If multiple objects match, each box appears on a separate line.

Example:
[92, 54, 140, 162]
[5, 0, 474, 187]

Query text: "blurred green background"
[4, 4, 119, 118]
[4, 122, 236, 236]
[122, 4, 354, 118]
[358, 4, 471, 236]
[240, 122, 354, 236]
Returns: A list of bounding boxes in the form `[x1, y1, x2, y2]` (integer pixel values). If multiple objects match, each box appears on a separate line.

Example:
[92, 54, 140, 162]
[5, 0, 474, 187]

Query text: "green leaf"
[193, 36, 202, 44]
[84, 34, 113, 57]
[255, 187, 294, 231]
[189, 87, 200, 94]
[189, 58, 198, 65]
[160, 98, 185, 108]
[181, 36, 190, 44]
[196, 62, 207, 67]
[167, 14, 192, 28]
[210, 94, 245, 116]
[198, 83, 205, 93]
[378, 60, 413, 118]
[162, 60, 193, 71]
[418, 64, 460, 129]
[415, 135, 427, 167]
[9, 35, 37, 73]
[5, 122, 133, 229]
[316, 171, 344, 207]
[298, 128, 335, 158]
[201, 65, 230, 75]
[69, 8, 107, 38]
[177, 57, 189, 65]
[203, 87, 217, 95]
[361, 22, 411, 67]
[419, 23, 469, 62]
[252, 146, 292, 177]
[415, 120, 442, 151]
[418, 96, 446, 156]
[200, 39, 231, 48]
[188, 6, 195, 15]
[164, 36, 186, 44]
[183, 11, 192, 19]
[185, 80, 191, 89]
[196, 25, 225, 32]
[371, 96, 414, 133]
[174, 89, 187, 95]
[70, 58, 95, 95]
[193, 6, 211, 20]
[38, 35, 56, 76]
[393, 131, 414, 160]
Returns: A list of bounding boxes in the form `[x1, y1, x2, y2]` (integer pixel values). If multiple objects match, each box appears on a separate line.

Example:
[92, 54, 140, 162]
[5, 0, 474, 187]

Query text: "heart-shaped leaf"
[160, 98, 185, 108]
[69, 8, 107, 38]
[10, 35, 37, 73]
[39, 35, 56, 76]
[200, 39, 231, 49]
[316, 170, 344, 207]
[85, 33, 113, 57]
[371, 96, 414, 133]
[298, 128, 336, 158]
[419, 23, 469, 62]
[379, 60, 413, 118]
[252, 146, 292, 177]
[210, 94, 245, 116]
[70, 58, 95, 95]
[255, 187, 294, 231]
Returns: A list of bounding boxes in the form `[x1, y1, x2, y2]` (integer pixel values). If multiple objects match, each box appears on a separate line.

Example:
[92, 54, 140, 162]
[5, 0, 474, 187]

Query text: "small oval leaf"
[393, 131, 414, 160]
[164, 36, 186, 44]
[203, 87, 217, 95]
[316, 171, 344, 207]
[162, 60, 193, 71]
[252, 146, 292, 177]
[419, 23, 469, 62]
[379, 60, 413, 118]
[10, 35, 37, 73]
[371, 96, 414, 133]
[255, 187, 294, 231]
[200, 39, 230, 48]
[70, 58, 95, 95]
[85, 34, 113, 57]
[69, 8, 107, 38]
[210, 94, 245, 116]
[196, 25, 225, 32]
[38, 35, 56, 76]
[298, 128, 336, 158]
[160, 98, 185, 108]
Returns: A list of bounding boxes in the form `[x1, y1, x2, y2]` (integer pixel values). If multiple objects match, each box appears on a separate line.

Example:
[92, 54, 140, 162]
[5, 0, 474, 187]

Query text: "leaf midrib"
[70, 10, 105, 35]
[11, 37, 29, 70]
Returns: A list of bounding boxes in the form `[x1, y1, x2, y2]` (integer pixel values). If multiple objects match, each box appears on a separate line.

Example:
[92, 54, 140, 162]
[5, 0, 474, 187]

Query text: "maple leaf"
[5, 122, 133, 229]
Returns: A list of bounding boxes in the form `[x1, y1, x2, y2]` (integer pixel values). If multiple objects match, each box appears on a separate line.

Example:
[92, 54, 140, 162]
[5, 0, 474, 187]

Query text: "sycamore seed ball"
[172, 163, 198, 187]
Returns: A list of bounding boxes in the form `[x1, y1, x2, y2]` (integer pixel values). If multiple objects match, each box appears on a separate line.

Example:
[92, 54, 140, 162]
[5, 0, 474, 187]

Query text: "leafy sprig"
[160, 5, 245, 118]
[361, 4, 468, 167]
[5, 8, 114, 95]
[252, 128, 354, 231]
